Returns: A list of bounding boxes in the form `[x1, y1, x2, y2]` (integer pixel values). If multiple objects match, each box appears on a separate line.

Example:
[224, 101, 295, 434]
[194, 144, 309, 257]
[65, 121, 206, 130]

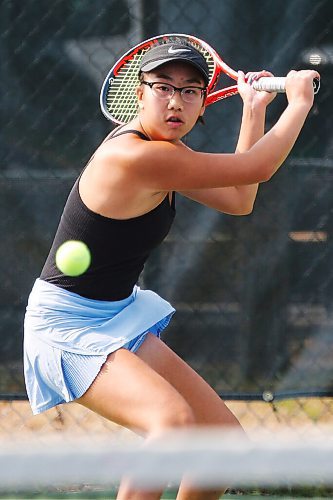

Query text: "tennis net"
[1, 427, 333, 498]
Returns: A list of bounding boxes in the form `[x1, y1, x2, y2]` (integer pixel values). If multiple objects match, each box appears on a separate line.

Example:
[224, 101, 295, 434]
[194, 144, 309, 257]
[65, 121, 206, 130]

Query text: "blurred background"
[0, 0, 332, 437]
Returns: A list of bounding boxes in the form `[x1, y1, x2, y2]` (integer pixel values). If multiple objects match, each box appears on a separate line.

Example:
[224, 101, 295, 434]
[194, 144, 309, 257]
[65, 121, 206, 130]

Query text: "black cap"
[139, 42, 210, 86]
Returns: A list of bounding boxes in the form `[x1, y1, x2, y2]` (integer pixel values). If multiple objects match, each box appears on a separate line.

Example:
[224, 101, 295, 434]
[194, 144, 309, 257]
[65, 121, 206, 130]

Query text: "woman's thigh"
[76, 346, 194, 434]
[136, 333, 241, 428]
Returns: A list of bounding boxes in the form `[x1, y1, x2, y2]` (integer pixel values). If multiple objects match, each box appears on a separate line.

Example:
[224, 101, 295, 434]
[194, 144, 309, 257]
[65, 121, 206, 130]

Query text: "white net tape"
[1, 428, 333, 490]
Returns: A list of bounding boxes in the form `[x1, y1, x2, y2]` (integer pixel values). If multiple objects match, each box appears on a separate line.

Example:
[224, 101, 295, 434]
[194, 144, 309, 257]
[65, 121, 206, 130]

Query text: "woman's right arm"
[104, 69, 320, 192]
[246, 69, 319, 180]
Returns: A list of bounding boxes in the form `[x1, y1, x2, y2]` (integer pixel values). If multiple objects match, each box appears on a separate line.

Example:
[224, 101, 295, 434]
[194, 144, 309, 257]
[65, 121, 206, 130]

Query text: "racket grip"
[252, 77, 320, 94]
[252, 77, 286, 93]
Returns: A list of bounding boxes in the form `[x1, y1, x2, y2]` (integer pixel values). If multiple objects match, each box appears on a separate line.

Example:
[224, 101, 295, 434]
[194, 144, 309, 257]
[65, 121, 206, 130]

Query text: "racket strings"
[106, 51, 148, 124]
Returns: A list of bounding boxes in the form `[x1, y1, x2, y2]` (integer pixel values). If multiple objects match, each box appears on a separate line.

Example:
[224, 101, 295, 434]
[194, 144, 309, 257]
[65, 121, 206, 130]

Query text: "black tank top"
[40, 130, 176, 300]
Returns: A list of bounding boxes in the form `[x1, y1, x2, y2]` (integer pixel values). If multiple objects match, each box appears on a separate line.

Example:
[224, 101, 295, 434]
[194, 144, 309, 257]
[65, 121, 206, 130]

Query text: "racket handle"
[252, 77, 286, 93]
[252, 76, 320, 94]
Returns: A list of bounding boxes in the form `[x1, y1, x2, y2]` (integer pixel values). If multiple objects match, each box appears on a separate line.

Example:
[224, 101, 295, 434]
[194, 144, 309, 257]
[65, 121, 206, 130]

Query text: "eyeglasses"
[141, 81, 206, 103]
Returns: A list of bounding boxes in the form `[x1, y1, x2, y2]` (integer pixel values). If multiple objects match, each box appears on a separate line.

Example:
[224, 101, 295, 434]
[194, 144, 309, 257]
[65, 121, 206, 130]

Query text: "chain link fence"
[1, 0, 333, 437]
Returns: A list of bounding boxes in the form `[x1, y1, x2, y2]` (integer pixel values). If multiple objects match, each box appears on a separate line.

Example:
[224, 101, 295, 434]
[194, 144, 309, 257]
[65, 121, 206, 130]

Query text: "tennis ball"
[55, 240, 91, 277]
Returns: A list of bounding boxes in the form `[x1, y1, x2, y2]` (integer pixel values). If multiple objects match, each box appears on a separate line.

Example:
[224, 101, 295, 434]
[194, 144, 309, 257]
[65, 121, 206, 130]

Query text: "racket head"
[100, 33, 238, 125]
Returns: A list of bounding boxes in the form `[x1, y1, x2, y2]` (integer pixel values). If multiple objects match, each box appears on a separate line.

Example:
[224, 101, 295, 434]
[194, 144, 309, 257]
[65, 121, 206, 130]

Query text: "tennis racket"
[100, 33, 320, 125]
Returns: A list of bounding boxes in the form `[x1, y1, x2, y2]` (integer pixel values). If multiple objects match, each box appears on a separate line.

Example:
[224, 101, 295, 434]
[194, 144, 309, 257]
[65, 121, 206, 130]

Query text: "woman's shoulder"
[87, 126, 190, 193]
[95, 126, 150, 158]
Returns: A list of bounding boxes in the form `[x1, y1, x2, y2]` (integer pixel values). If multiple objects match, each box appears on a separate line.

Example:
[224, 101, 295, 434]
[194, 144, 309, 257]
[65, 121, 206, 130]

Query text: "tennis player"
[24, 42, 319, 499]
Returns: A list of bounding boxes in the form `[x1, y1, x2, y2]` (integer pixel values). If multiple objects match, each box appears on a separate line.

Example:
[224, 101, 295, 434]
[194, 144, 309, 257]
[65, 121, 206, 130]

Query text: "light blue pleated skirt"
[24, 279, 175, 415]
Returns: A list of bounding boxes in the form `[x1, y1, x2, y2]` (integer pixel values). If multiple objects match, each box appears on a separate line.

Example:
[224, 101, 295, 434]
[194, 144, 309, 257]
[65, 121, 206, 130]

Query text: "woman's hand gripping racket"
[100, 33, 320, 125]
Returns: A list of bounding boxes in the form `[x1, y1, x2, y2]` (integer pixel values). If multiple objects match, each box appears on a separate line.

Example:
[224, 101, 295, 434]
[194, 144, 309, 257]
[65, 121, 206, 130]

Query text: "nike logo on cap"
[168, 47, 192, 54]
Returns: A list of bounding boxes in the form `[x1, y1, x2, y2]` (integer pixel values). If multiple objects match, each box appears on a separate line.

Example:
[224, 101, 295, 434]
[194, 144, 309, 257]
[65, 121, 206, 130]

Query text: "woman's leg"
[76, 347, 195, 500]
[136, 334, 241, 428]
[136, 333, 245, 500]
[77, 333, 243, 499]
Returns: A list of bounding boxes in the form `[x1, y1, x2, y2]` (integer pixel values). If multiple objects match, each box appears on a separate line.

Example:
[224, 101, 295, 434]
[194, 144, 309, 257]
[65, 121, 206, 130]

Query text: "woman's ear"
[196, 103, 206, 125]
[136, 86, 144, 109]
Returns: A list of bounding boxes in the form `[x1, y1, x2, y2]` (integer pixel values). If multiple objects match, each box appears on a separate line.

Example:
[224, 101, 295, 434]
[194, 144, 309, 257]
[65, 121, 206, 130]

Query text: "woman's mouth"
[166, 116, 184, 128]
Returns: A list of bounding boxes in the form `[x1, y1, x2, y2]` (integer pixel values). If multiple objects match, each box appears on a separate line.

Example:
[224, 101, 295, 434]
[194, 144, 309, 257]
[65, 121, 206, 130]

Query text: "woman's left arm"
[233, 70, 277, 210]
[180, 70, 276, 215]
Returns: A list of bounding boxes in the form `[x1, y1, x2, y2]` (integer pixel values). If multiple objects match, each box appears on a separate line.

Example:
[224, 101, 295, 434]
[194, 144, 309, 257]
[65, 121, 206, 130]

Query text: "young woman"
[24, 42, 319, 499]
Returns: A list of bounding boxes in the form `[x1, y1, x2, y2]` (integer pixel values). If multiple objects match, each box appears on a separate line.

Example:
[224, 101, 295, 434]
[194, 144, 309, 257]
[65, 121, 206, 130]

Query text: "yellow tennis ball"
[55, 240, 91, 277]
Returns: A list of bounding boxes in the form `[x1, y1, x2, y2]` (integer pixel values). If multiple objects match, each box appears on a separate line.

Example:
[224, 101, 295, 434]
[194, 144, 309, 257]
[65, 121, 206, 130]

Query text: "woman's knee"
[149, 397, 196, 434]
